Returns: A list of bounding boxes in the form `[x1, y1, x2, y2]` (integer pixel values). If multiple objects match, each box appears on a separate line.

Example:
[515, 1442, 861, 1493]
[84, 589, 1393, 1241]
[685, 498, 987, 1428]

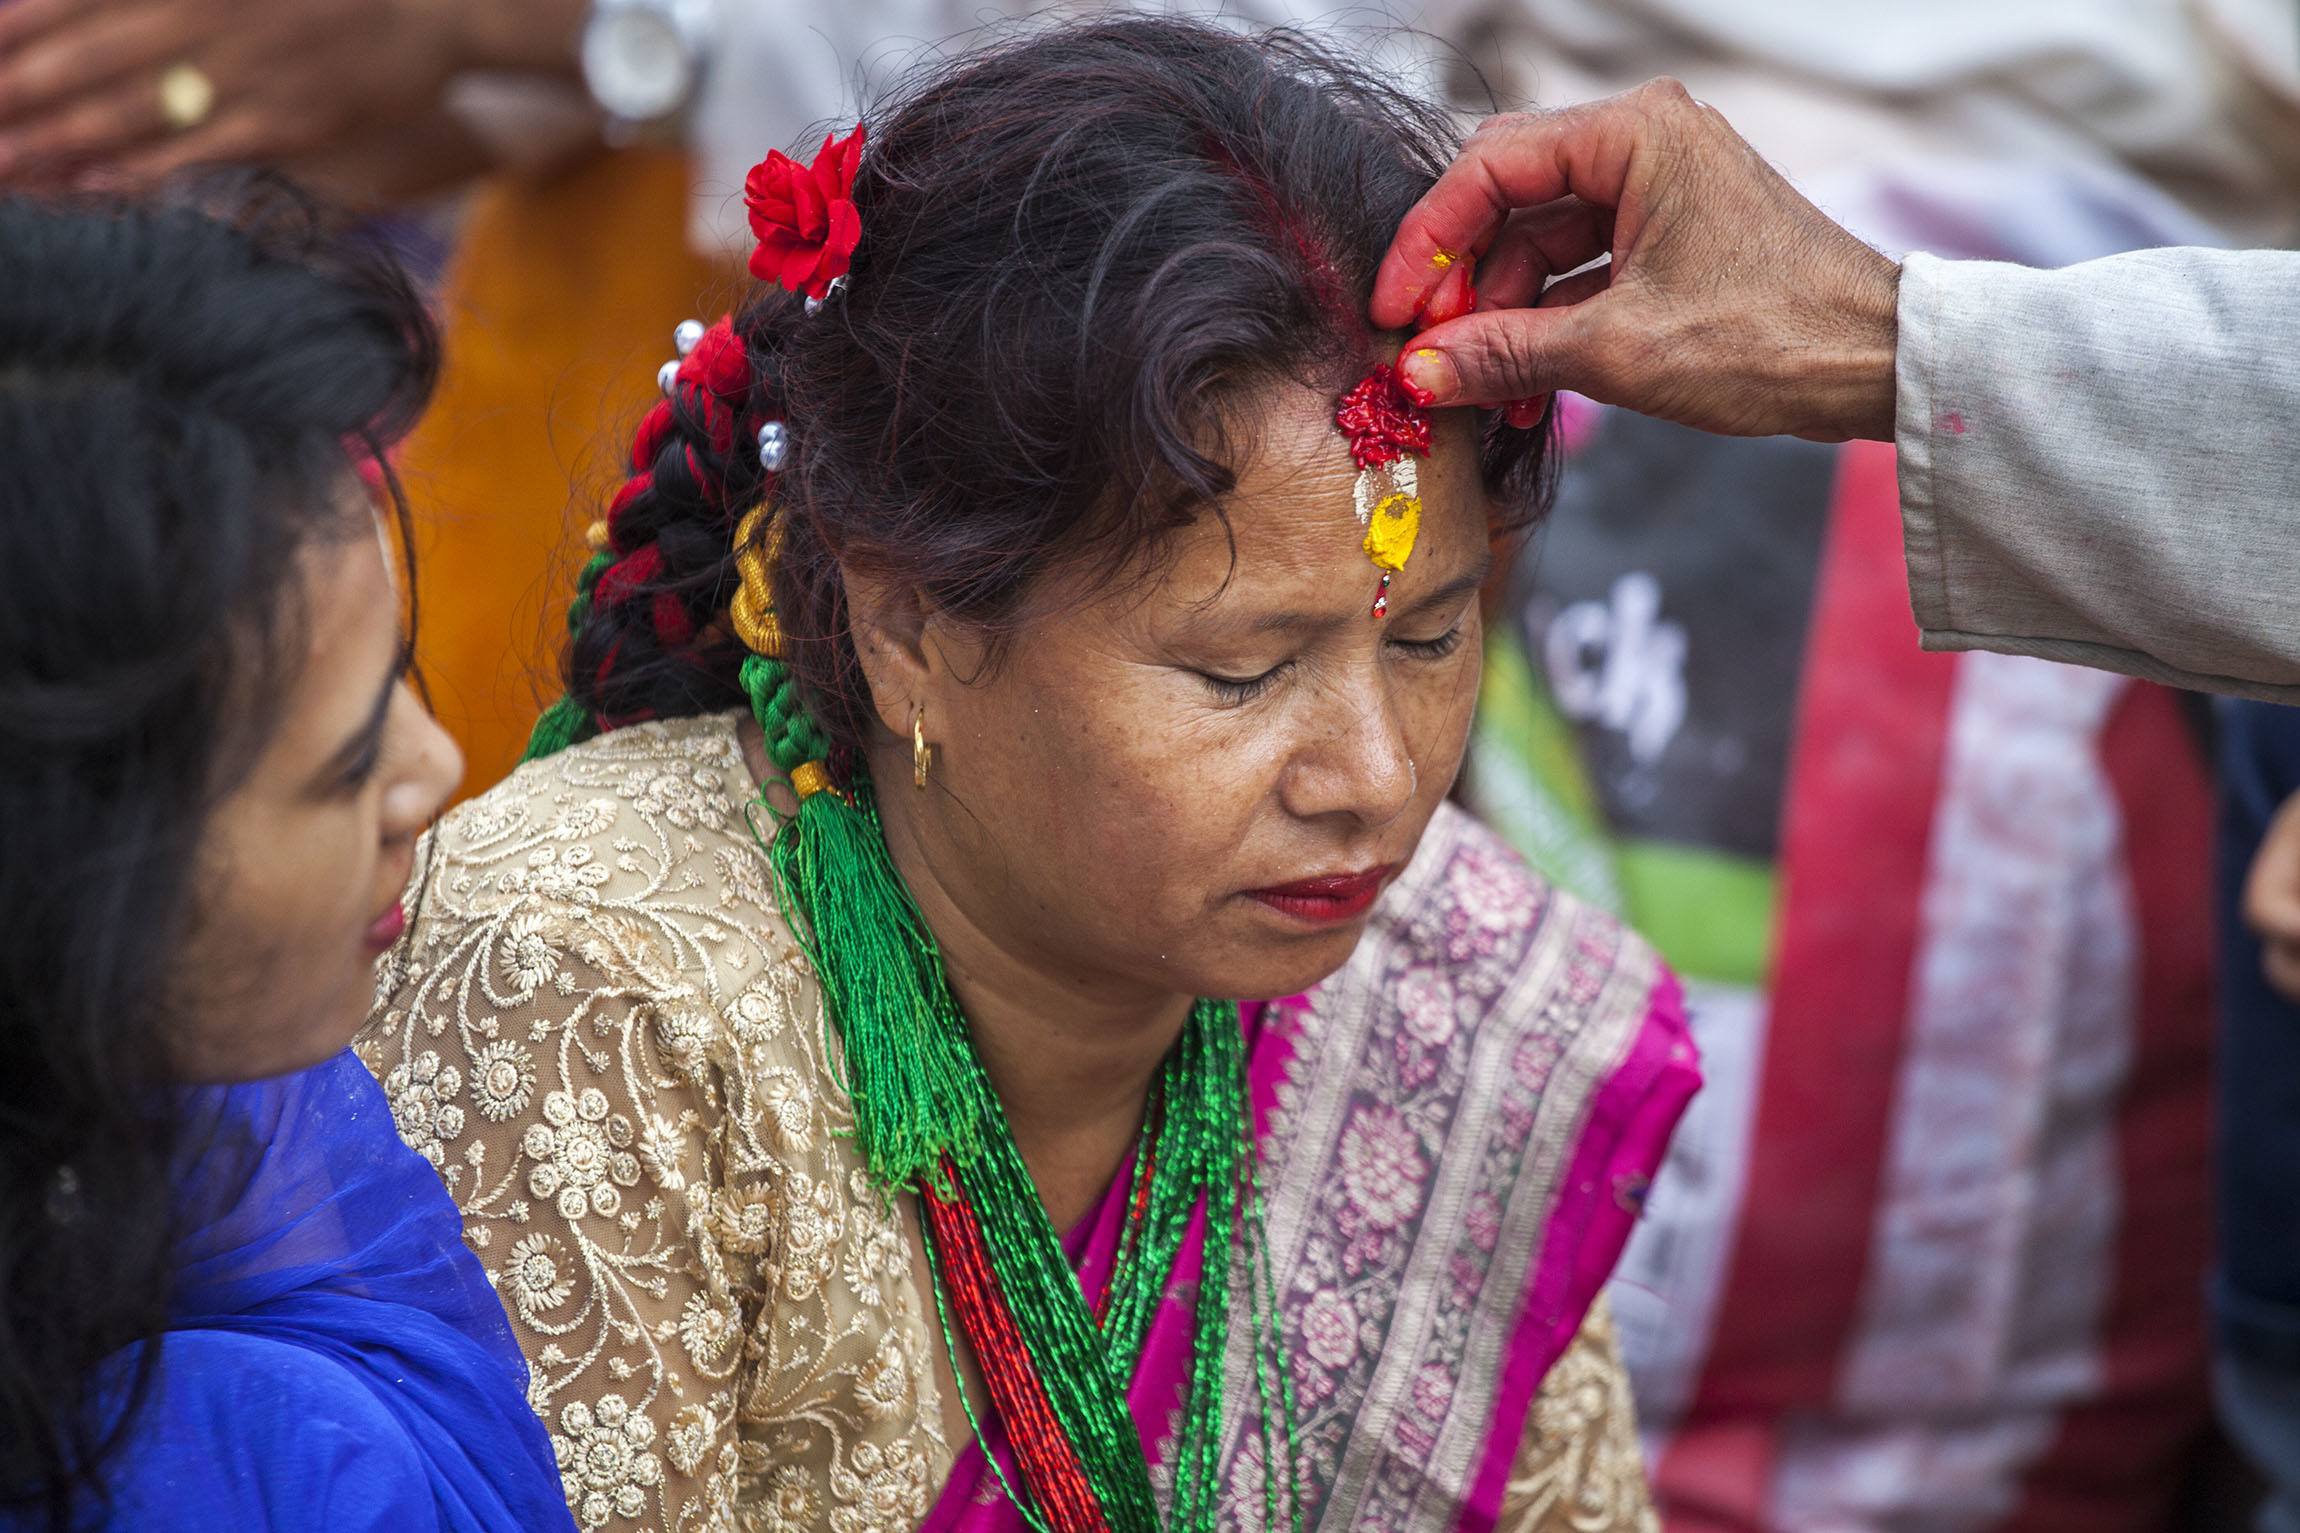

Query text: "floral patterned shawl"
[359, 712, 1693, 1533]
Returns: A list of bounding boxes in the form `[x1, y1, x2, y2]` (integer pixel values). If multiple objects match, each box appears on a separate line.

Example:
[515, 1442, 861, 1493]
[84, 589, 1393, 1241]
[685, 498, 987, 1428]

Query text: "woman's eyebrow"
[1391, 552, 1495, 619]
[1227, 550, 1494, 637]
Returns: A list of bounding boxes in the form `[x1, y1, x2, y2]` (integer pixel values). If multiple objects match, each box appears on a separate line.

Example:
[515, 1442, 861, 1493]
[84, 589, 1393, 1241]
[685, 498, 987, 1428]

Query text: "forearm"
[1895, 246, 2300, 701]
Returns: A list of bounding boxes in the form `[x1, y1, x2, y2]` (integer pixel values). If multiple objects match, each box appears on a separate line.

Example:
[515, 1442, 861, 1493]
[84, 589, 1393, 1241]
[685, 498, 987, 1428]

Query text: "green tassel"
[768, 781, 986, 1193]
[521, 694, 597, 762]
[741, 652, 983, 1194]
[520, 548, 615, 764]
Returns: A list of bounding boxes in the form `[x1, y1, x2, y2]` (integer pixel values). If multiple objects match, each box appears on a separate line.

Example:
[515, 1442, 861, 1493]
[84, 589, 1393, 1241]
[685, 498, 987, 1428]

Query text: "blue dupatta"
[17, 1050, 573, 1532]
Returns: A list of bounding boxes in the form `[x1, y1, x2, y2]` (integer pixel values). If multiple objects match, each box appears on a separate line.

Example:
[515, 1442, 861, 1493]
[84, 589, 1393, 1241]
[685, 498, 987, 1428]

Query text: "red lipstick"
[363, 900, 407, 955]
[1247, 865, 1397, 925]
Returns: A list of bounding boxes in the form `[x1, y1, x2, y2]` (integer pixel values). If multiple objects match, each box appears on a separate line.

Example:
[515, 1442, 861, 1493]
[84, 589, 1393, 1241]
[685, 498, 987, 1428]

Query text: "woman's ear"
[841, 569, 945, 740]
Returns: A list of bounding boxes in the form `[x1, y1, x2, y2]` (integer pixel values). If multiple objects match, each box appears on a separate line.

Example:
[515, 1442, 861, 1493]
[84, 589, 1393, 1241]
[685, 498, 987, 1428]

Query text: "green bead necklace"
[757, 753, 1303, 1533]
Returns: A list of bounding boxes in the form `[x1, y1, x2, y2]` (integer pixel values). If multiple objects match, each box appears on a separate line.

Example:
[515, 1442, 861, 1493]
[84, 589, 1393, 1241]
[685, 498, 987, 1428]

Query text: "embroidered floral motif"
[524, 1087, 641, 1221]
[382, 1050, 465, 1168]
[664, 1404, 720, 1477]
[759, 1066, 815, 1152]
[1301, 1289, 1360, 1371]
[1394, 964, 1451, 1044]
[503, 912, 564, 994]
[471, 1039, 539, 1121]
[558, 1393, 666, 1527]
[853, 1338, 911, 1421]
[1337, 1103, 1428, 1236]
[508, 1233, 577, 1317]
[1223, 1430, 1274, 1533]
[1499, 1302, 1658, 1533]
[826, 1439, 931, 1533]
[677, 1291, 742, 1371]
[758, 1463, 821, 1530]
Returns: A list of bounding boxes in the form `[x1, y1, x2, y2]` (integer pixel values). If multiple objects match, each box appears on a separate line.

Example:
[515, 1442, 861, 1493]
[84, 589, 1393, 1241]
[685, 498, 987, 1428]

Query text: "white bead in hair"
[657, 359, 680, 396]
[758, 421, 789, 473]
[672, 319, 706, 357]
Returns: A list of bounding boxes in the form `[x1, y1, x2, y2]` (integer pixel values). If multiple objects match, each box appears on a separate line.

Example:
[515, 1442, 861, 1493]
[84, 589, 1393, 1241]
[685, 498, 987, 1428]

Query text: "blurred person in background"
[0, 0, 732, 797]
[1438, 2, 2300, 1529]
[2221, 703, 2300, 1533]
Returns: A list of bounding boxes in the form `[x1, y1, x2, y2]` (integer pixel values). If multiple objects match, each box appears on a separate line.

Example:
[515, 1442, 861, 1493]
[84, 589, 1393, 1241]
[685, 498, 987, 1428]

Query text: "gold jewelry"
[157, 63, 216, 133]
[729, 505, 784, 658]
[912, 707, 933, 790]
[791, 760, 833, 800]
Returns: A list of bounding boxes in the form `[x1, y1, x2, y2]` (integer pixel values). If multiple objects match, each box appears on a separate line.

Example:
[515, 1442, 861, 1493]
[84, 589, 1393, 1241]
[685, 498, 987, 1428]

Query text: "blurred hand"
[1371, 79, 1902, 443]
[0, 0, 581, 192]
[2246, 788, 2300, 1003]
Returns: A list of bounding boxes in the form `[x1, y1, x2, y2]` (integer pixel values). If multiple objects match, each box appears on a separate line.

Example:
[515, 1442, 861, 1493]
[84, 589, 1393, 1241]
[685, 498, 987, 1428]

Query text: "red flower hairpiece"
[744, 125, 866, 300]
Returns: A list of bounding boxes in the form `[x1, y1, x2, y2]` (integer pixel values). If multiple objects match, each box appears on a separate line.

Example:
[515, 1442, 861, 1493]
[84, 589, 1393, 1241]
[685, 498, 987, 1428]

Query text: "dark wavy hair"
[0, 181, 437, 1527]
[556, 17, 1549, 756]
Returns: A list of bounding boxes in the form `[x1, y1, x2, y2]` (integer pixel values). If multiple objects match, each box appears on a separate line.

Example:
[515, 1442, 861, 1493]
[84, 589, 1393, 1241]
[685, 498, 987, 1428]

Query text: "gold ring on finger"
[157, 63, 216, 133]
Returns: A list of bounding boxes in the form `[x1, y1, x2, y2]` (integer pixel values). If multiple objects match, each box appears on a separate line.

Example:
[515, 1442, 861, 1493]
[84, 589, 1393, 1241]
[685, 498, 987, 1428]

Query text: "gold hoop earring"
[913, 707, 933, 790]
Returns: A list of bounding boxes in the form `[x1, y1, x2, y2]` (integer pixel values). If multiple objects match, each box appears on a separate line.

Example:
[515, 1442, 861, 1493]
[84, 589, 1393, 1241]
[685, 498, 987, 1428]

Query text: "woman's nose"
[1281, 679, 1416, 828]
[382, 694, 464, 840]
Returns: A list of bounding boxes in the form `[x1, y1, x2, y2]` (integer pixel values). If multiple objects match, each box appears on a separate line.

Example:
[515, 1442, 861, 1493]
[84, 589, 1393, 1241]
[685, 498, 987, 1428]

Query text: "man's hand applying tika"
[1373, 79, 1902, 443]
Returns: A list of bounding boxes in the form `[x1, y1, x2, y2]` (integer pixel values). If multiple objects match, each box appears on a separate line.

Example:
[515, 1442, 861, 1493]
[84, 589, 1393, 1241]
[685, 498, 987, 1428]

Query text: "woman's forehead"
[1154, 387, 1482, 617]
[1002, 384, 1485, 651]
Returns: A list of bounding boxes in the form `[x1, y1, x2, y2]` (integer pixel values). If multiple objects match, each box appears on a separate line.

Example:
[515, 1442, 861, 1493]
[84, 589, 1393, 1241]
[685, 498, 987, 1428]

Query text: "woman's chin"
[1197, 909, 1374, 1004]
[175, 977, 372, 1084]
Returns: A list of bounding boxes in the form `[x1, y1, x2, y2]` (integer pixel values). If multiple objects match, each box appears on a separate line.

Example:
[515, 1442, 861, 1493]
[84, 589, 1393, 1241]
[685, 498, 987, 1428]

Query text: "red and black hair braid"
[526, 312, 778, 757]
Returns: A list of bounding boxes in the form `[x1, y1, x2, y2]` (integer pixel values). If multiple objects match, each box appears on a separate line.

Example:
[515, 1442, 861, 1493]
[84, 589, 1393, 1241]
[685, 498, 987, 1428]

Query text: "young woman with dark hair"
[0, 186, 574, 1532]
[361, 18, 1695, 1532]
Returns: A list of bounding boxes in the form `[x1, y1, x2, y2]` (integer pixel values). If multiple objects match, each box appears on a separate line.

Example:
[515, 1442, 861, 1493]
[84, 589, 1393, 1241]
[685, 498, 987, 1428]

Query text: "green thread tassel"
[521, 548, 615, 764]
[741, 652, 985, 1194]
[770, 775, 988, 1192]
[521, 694, 597, 762]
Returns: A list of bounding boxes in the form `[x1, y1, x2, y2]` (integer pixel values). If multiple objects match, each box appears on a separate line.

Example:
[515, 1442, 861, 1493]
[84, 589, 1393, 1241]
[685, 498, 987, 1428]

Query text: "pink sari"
[923, 803, 1697, 1533]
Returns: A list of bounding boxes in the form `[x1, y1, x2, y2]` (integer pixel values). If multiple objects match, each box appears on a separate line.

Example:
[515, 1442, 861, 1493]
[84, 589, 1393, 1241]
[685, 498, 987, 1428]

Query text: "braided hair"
[519, 293, 838, 790]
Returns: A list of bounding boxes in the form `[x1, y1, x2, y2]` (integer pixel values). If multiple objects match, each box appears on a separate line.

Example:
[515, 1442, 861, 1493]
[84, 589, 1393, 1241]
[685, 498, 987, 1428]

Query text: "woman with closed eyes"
[361, 20, 1696, 1532]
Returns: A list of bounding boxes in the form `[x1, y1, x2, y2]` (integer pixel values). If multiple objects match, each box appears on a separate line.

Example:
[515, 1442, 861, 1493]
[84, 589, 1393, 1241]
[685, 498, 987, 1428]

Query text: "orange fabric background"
[401, 150, 736, 800]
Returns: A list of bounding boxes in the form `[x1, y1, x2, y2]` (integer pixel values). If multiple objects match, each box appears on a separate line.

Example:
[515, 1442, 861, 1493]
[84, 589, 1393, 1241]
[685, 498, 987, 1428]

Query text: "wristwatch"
[579, 0, 718, 130]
